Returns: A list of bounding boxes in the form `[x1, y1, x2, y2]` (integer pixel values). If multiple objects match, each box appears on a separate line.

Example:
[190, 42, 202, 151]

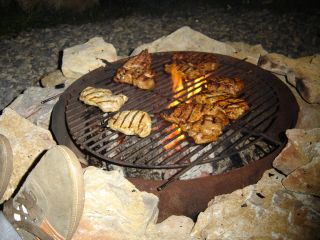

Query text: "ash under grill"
[55, 52, 298, 185]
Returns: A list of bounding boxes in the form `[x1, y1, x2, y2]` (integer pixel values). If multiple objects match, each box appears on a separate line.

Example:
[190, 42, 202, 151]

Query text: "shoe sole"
[0, 134, 13, 203]
[14, 145, 84, 240]
[58, 146, 85, 240]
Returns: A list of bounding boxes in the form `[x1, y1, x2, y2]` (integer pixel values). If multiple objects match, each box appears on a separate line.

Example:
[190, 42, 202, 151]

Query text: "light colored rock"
[72, 167, 159, 240]
[0, 108, 56, 203]
[8, 86, 64, 129]
[191, 169, 320, 240]
[273, 128, 320, 175]
[259, 53, 320, 104]
[282, 152, 320, 196]
[40, 69, 73, 87]
[296, 101, 320, 129]
[228, 41, 268, 65]
[145, 215, 194, 240]
[62, 37, 117, 79]
[131, 26, 236, 56]
[272, 72, 320, 129]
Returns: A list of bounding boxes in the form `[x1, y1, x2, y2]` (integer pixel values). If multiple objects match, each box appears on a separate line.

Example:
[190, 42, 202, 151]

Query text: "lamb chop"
[108, 110, 152, 138]
[164, 53, 218, 81]
[79, 86, 128, 112]
[114, 49, 156, 90]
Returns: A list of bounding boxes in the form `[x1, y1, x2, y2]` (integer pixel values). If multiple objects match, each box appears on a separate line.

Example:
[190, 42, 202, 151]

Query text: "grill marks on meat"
[162, 74, 249, 144]
[161, 103, 229, 144]
[213, 98, 249, 120]
[79, 87, 128, 112]
[206, 76, 244, 96]
[164, 53, 218, 81]
[114, 49, 156, 90]
[162, 103, 229, 125]
[108, 110, 152, 138]
[195, 92, 249, 120]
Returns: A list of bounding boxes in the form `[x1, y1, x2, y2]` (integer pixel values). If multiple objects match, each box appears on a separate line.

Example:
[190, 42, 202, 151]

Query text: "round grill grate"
[63, 52, 298, 172]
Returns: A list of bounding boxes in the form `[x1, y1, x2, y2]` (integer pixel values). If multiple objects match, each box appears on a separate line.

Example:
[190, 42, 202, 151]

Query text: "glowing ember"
[164, 64, 210, 150]
[185, 74, 208, 102]
[169, 63, 185, 108]
[163, 125, 185, 150]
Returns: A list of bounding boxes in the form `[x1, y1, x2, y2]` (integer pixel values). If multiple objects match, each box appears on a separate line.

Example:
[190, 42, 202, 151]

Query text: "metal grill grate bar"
[63, 52, 295, 176]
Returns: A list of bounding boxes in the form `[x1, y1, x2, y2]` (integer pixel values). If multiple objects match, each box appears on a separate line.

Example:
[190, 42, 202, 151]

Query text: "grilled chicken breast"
[206, 76, 244, 96]
[79, 86, 128, 112]
[108, 110, 152, 138]
[114, 49, 156, 90]
[164, 53, 218, 81]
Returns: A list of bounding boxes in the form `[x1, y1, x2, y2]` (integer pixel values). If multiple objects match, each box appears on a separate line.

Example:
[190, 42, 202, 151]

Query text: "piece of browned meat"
[194, 92, 233, 105]
[206, 76, 244, 96]
[164, 53, 218, 81]
[161, 102, 229, 126]
[161, 102, 229, 144]
[215, 98, 249, 120]
[187, 115, 223, 144]
[114, 49, 156, 90]
[194, 92, 249, 120]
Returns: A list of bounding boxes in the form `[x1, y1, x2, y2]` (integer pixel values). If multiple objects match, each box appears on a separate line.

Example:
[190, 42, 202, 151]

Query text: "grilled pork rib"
[114, 49, 156, 90]
[79, 87, 128, 112]
[164, 53, 218, 81]
[108, 110, 152, 138]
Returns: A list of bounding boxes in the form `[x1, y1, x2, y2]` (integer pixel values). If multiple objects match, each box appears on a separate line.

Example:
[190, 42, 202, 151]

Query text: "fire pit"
[51, 51, 298, 220]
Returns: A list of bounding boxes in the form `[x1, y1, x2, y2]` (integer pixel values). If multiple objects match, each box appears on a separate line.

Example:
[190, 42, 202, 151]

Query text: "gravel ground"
[0, 5, 319, 110]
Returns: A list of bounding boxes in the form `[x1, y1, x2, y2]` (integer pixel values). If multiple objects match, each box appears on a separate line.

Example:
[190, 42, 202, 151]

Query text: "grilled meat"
[216, 98, 249, 120]
[164, 53, 218, 81]
[161, 102, 229, 144]
[162, 102, 229, 126]
[188, 116, 223, 144]
[206, 76, 245, 96]
[114, 49, 156, 90]
[108, 110, 152, 138]
[194, 92, 249, 120]
[194, 92, 233, 105]
[79, 86, 128, 112]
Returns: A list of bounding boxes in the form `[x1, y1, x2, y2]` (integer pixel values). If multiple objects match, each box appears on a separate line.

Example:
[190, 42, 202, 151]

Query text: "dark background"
[1, 0, 319, 37]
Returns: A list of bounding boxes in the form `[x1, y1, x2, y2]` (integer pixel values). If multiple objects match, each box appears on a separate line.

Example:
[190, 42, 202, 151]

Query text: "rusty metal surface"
[128, 147, 279, 222]
[51, 51, 299, 220]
